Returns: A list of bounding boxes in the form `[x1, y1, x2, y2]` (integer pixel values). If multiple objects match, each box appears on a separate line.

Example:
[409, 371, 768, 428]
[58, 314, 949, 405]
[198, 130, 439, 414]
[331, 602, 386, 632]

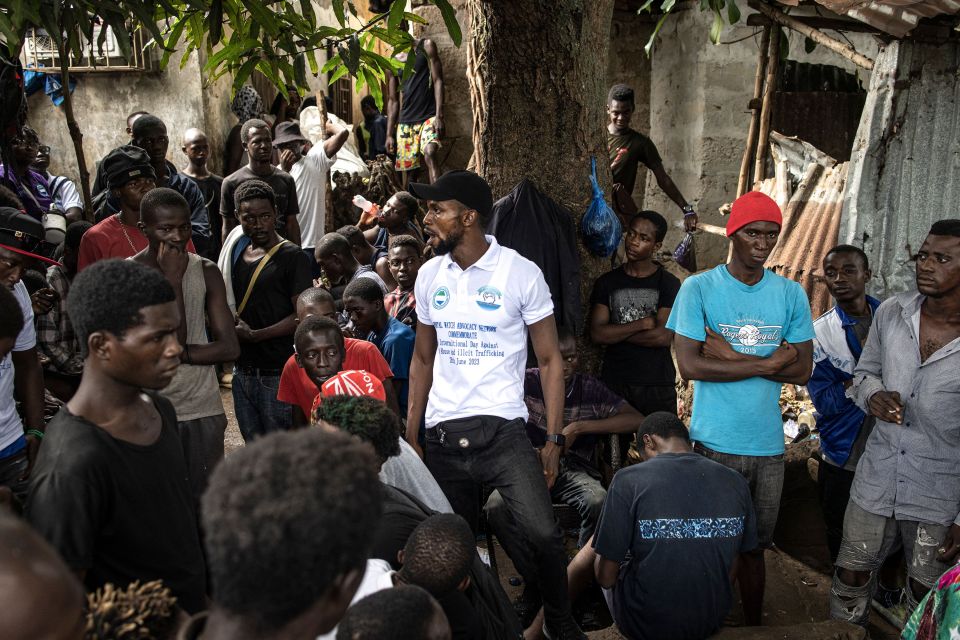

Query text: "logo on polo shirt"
[432, 286, 450, 310]
[476, 286, 502, 310]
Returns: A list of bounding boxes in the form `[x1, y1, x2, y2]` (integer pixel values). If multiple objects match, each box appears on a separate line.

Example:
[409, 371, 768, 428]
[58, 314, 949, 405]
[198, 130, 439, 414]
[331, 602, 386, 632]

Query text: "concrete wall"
[645, 3, 880, 265]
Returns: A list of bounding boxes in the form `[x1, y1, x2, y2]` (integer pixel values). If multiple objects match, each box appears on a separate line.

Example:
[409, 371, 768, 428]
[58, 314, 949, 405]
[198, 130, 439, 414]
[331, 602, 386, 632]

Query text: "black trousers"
[817, 458, 855, 563]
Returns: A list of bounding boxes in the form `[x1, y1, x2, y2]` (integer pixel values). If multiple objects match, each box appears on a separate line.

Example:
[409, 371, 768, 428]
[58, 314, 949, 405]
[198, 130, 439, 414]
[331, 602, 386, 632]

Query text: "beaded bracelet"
[26, 429, 44, 440]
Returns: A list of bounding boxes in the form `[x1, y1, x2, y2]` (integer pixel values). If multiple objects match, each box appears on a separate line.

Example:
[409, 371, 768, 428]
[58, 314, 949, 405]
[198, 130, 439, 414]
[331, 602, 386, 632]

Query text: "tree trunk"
[467, 0, 615, 364]
[56, 43, 93, 220]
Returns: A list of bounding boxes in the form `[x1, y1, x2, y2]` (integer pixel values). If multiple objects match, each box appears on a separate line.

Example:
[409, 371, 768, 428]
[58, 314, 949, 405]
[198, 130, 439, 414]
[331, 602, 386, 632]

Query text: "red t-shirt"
[77, 215, 197, 271]
[277, 338, 394, 416]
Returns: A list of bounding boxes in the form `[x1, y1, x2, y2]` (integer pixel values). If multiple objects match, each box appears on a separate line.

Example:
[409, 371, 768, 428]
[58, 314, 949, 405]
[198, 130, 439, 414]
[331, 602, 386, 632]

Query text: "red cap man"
[726, 192, 782, 237]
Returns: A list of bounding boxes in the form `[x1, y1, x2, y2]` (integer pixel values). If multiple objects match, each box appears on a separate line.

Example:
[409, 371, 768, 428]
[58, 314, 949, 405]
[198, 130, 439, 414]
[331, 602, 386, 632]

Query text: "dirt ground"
[219, 389, 900, 639]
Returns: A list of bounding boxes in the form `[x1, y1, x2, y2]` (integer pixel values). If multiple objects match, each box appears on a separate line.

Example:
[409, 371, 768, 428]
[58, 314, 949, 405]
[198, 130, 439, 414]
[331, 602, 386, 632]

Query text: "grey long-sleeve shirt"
[848, 290, 960, 527]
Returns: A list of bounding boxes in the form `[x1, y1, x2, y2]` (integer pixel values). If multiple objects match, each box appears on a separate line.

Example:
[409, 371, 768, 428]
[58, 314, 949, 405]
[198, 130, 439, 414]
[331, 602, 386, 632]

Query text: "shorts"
[694, 443, 784, 548]
[395, 116, 439, 171]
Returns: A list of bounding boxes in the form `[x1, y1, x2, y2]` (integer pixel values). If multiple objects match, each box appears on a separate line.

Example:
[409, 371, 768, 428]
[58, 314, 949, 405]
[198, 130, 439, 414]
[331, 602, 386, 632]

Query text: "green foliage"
[640, 0, 743, 55]
[0, 0, 461, 107]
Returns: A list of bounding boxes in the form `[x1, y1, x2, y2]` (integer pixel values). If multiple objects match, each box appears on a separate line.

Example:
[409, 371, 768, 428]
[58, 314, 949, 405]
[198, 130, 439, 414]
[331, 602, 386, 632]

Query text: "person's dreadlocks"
[84, 580, 179, 640]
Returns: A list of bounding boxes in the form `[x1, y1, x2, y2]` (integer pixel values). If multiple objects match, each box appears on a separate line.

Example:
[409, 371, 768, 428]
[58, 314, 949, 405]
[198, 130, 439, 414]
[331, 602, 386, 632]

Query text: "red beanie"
[726, 191, 782, 237]
[320, 370, 386, 401]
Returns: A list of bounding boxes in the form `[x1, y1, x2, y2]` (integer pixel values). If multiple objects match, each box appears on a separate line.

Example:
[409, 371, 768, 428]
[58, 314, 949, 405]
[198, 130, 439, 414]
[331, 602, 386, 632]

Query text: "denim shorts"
[694, 443, 784, 548]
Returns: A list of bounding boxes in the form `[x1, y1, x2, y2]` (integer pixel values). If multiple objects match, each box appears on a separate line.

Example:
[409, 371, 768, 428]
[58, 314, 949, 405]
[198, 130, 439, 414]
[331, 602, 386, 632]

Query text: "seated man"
[277, 287, 399, 425]
[0, 126, 52, 221]
[339, 224, 380, 274]
[336, 585, 451, 640]
[315, 232, 388, 300]
[32, 141, 84, 222]
[343, 277, 415, 415]
[184, 429, 383, 640]
[361, 191, 423, 287]
[484, 327, 640, 620]
[25, 260, 207, 613]
[593, 412, 758, 639]
[384, 234, 424, 328]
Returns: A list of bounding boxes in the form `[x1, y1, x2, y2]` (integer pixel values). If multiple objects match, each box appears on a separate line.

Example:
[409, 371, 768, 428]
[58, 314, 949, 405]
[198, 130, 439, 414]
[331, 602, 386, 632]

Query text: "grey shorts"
[694, 443, 784, 548]
[836, 500, 949, 593]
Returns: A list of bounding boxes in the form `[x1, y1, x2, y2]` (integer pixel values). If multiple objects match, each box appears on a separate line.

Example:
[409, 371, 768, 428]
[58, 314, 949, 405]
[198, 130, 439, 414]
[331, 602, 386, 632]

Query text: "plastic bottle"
[352, 195, 380, 227]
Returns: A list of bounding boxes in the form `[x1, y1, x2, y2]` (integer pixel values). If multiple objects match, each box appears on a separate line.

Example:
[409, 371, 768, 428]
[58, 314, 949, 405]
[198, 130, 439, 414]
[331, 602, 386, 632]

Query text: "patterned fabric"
[231, 85, 264, 124]
[637, 517, 745, 540]
[384, 287, 417, 327]
[36, 265, 81, 375]
[902, 563, 960, 640]
[394, 116, 439, 172]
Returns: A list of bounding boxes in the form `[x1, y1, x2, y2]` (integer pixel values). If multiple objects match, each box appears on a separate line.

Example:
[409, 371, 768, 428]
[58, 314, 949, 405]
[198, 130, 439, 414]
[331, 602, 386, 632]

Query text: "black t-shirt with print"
[25, 393, 207, 614]
[590, 265, 681, 386]
[232, 240, 313, 369]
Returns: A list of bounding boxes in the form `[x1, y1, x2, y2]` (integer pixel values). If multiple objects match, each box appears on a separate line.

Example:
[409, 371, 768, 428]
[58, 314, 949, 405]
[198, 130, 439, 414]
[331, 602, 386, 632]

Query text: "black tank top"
[399, 43, 436, 125]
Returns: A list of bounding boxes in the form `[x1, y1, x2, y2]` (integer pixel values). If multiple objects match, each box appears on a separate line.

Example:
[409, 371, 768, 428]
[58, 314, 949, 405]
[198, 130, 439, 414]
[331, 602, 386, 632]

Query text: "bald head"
[182, 128, 207, 146]
[0, 515, 85, 640]
[182, 128, 211, 170]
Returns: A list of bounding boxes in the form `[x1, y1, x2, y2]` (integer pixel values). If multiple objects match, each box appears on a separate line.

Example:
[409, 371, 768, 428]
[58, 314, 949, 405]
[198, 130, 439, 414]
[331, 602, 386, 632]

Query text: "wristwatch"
[682, 204, 696, 217]
[545, 433, 566, 446]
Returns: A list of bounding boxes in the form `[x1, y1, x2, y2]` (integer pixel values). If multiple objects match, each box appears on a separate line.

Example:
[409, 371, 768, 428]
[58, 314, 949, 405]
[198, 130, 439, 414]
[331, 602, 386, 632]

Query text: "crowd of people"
[0, 75, 958, 640]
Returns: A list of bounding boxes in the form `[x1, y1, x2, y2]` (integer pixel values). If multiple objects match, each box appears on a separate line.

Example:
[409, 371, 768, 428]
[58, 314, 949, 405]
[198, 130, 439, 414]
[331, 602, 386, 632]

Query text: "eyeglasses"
[37, 146, 51, 154]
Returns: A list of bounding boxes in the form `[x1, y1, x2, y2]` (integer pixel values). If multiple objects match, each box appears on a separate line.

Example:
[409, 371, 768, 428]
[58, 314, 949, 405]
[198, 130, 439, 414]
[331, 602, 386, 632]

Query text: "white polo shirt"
[415, 236, 553, 427]
[0, 281, 36, 451]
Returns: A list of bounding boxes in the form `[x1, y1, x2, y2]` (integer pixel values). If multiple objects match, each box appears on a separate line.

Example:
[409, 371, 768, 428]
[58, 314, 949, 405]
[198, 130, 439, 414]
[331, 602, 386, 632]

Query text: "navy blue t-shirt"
[593, 452, 757, 640]
[370, 316, 415, 414]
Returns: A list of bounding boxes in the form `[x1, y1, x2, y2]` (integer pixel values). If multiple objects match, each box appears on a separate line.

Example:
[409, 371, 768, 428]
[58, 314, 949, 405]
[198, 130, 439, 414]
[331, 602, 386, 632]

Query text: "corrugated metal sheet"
[839, 39, 960, 298]
[761, 134, 848, 319]
[814, 0, 960, 38]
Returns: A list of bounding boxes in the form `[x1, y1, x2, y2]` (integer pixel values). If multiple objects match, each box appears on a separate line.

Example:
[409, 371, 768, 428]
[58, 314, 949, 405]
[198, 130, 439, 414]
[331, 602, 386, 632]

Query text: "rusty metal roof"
[839, 38, 960, 298]
[762, 133, 848, 319]
[813, 0, 960, 38]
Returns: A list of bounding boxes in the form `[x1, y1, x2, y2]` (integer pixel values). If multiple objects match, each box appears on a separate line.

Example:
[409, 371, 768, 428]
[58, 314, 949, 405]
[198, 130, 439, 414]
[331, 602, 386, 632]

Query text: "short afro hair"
[294, 314, 344, 355]
[314, 395, 401, 463]
[202, 429, 382, 633]
[630, 210, 668, 243]
[336, 585, 445, 640]
[399, 514, 475, 597]
[234, 179, 276, 212]
[20, 269, 47, 295]
[360, 95, 378, 111]
[387, 234, 423, 255]
[608, 83, 634, 105]
[0, 286, 24, 341]
[240, 118, 271, 144]
[637, 411, 690, 446]
[392, 191, 420, 221]
[343, 277, 385, 305]
[930, 219, 960, 238]
[297, 286, 335, 308]
[140, 187, 189, 225]
[130, 114, 166, 139]
[315, 233, 352, 259]
[67, 259, 176, 358]
[64, 220, 92, 252]
[336, 225, 366, 247]
[825, 244, 869, 270]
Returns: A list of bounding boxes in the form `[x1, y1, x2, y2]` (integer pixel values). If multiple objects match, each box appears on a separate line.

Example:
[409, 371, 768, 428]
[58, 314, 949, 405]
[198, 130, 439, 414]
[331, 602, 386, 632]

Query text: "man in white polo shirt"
[406, 171, 584, 640]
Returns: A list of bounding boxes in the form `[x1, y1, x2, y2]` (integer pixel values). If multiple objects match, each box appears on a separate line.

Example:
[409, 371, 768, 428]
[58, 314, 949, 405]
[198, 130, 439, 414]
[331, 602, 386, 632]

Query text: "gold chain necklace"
[115, 213, 139, 255]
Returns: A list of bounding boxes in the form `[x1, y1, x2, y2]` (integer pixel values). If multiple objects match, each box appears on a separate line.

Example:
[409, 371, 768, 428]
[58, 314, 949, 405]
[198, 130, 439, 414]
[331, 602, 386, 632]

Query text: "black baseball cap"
[409, 171, 493, 219]
[0, 207, 60, 266]
[102, 145, 156, 190]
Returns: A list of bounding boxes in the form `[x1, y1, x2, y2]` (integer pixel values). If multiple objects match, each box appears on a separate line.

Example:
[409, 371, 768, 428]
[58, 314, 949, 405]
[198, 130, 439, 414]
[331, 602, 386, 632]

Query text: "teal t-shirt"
[665, 265, 815, 456]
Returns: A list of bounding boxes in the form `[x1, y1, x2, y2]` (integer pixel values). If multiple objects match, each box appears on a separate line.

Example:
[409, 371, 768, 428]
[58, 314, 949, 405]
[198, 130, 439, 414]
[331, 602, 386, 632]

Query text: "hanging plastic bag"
[673, 231, 698, 272]
[580, 156, 621, 257]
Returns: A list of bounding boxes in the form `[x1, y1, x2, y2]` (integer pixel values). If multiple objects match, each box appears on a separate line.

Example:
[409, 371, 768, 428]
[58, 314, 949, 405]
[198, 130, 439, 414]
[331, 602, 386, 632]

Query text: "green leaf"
[636, 0, 656, 13]
[242, 0, 281, 37]
[232, 56, 261, 95]
[388, 0, 406, 32]
[431, 0, 461, 46]
[294, 52, 307, 87]
[401, 11, 428, 25]
[328, 63, 349, 85]
[727, 1, 741, 25]
[160, 19, 186, 68]
[208, 0, 224, 47]
[348, 33, 361, 71]
[322, 53, 342, 74]
[662, 0, 676, 12]
[709, 7, 723, 44]
[363, 66, 383, 109]
[332, 0, 346, 26]
[804, 36, 817, 54]
[305, 49, 319, 75]
[401, 44, 416, 80]
[644, 11, 672, 56]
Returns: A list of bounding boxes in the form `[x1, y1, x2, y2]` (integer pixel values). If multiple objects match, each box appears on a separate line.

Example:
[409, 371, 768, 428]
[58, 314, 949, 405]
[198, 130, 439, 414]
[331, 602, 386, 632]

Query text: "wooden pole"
[750, 0, 875, 70]
[737, 25, 771, 197]
[56, 43, 92, 220]
[753, 27, 780, 185]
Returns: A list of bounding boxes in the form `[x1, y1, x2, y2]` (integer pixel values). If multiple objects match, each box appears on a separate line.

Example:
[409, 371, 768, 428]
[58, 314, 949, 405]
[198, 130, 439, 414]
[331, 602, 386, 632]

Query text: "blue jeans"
[232, 370, 291, 441]
[425, 416, 573, 626]
[484, 459, 606, 592]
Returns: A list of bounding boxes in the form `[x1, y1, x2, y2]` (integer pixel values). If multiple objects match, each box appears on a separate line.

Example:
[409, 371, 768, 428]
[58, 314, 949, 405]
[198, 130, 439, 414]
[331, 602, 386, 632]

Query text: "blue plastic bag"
[580, 156, 621, 257]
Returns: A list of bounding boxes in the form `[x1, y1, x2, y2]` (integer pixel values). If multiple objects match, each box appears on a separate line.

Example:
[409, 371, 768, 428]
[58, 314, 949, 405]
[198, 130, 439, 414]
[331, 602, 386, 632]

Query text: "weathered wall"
[645, 3, 880, 266]
[27, 50, 207, 185]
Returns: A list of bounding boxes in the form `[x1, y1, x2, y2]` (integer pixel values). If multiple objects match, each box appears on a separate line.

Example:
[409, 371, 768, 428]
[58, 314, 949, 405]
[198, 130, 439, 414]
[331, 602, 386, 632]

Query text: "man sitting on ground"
[180, 429, 383, 639]
[484, 327, 641, 622]
[25, 260, 207, 613]
[339, 224, 380, 274]
[343, 277, 416, 416]
[384, 234, 424, 327]
[32, 141, 84, 222]
[131, 188, 240, 504]
[315, 232, 388, 302]
[277, 287, 400, 425]
[362, 191, 423, 286]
